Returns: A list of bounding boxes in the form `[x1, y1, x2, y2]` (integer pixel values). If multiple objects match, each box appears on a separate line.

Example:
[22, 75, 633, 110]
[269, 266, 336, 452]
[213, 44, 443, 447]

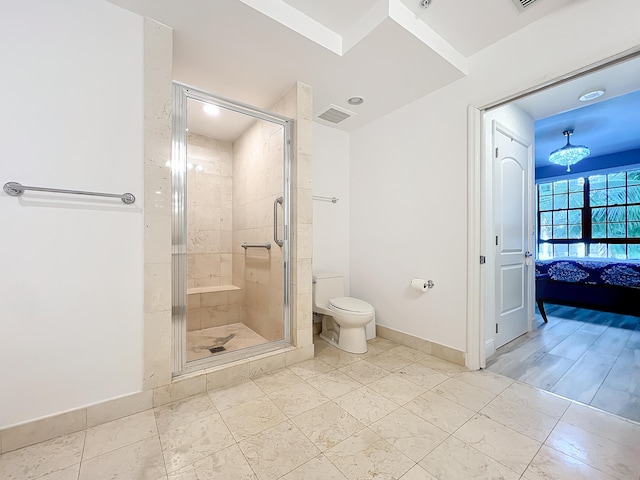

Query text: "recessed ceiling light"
[579, 89, 605, 102]
[203, 104, 221, 116]
[348, 96, 364, 106]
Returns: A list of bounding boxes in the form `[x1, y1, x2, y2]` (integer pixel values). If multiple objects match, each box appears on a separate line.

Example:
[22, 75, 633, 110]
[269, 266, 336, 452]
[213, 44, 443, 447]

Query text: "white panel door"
[494, 123, 530, 348]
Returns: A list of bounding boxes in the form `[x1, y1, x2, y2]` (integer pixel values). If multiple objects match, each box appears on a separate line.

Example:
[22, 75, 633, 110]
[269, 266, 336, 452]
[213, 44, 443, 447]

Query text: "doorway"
[171, 83, 292, 374]
[475, 53, 640, 423]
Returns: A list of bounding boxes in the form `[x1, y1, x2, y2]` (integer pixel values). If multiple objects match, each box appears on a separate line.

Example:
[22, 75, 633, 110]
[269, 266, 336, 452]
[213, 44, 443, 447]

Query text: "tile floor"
[487, 305, 640, 423]
[187, 323, 268, 362]
[2, 336, 640, 479]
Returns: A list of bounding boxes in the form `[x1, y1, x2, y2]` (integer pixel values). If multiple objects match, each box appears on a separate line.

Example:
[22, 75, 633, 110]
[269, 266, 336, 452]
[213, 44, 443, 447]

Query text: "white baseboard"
[485, 339, 496, 359]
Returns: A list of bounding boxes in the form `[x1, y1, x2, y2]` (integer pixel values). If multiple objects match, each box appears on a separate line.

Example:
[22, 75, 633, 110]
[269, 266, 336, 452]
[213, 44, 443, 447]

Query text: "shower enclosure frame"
[171, 82, 292, 376]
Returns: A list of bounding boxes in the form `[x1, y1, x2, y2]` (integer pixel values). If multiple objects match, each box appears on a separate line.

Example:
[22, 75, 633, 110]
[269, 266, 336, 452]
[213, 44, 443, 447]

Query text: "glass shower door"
[171, 83, 291, 373]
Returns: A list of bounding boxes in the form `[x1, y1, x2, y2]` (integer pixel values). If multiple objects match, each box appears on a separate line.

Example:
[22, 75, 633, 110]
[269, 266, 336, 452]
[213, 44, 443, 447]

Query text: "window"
[537, 169, 640, 260]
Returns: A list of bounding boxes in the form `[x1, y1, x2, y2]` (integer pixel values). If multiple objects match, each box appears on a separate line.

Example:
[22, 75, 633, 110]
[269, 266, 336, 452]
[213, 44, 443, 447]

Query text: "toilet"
[312, 271, 375, 354]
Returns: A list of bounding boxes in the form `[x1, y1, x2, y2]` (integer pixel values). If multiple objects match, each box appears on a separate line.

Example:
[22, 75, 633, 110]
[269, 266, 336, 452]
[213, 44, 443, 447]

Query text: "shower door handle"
[273, 196, 284, 247]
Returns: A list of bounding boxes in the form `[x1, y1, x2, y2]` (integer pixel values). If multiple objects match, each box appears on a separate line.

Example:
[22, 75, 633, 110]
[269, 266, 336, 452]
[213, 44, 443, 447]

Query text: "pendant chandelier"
[548, 129, 590, 172]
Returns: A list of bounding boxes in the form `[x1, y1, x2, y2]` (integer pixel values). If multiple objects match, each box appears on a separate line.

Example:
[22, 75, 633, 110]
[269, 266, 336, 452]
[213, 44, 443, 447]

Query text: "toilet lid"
[328, 297, 374, 314]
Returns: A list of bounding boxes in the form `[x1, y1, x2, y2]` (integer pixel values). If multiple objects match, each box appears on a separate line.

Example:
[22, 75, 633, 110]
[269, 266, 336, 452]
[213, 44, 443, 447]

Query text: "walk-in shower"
[171, 83, 291, 374]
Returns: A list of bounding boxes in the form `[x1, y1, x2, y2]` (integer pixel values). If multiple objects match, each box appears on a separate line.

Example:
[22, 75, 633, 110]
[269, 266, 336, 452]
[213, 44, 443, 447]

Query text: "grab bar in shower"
[242, 242, 271, 250]
[312, 195, 339, 204]
[3, 181, 136, 204]
[273, 196, 284, 247]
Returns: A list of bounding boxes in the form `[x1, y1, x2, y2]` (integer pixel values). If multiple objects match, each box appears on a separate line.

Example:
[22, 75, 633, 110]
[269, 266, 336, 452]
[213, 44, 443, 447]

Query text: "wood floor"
[486, 304, 640, 423]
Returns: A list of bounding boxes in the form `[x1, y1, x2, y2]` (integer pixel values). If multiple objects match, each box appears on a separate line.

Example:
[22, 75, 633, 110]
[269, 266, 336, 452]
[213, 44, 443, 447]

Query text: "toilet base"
[319, 324, 368, 354]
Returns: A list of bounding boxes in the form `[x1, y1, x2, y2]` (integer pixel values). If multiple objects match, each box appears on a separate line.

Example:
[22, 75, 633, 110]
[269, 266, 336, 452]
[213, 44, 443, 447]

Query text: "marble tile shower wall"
[232, 117, 285, 342]
[186, 133, 234, 289]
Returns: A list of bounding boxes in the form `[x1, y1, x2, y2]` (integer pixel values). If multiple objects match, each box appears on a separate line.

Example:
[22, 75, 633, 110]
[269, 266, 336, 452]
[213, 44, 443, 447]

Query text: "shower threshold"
[187, 323, 267, 362]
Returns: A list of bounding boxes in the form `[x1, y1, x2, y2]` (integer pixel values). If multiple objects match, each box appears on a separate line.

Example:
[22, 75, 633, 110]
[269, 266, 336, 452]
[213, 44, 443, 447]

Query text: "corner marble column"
[143, 18, 173, 389]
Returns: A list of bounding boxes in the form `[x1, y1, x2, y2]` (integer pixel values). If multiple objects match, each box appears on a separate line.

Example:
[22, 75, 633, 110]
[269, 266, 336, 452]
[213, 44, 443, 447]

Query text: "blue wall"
[536, 148, 640, 181]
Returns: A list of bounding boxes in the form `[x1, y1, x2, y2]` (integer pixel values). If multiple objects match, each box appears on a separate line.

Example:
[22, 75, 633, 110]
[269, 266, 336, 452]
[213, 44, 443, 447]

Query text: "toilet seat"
[328, 297, 374, 316]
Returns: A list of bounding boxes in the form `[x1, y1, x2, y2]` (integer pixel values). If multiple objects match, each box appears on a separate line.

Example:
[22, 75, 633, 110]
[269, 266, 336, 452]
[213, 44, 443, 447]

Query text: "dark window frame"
[537, 169, 640, 259]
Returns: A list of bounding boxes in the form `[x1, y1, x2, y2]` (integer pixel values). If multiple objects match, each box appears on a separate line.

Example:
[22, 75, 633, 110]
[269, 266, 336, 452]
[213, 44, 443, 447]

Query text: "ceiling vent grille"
[317, 104, 356, 124]
[511, 0, 540, 11]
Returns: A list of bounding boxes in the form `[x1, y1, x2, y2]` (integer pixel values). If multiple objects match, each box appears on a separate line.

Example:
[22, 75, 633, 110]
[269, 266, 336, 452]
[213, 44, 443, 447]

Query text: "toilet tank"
[312, 271, 345, 310]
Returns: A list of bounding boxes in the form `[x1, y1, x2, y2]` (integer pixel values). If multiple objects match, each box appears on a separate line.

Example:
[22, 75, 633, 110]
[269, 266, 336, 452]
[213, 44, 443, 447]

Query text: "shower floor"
[187, 323, 268, 362]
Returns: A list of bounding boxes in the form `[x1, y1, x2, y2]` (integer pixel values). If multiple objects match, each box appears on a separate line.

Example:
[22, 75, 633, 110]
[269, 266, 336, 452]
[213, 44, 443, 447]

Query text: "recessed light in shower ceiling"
[348, 96, 364, 105]
[203, 104, 221, 116]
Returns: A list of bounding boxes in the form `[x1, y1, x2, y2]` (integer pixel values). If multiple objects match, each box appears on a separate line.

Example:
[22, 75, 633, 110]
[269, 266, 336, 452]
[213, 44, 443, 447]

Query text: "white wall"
[0, 0, 144, 428]
[312, 123, 351, 293]
[350, 0, 640, 352]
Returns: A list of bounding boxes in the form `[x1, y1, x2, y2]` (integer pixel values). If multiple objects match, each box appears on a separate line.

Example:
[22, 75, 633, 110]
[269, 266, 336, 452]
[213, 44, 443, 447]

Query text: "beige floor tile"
[0, 431, 85, 480]
[160, 414, 235, 473]
[453, 370, 514, 395]
[368, 373, 428, 405]
[238, 421, 319, 480]
[154, 394, 217, 433]
[386, 345, 429, 362]
[420, 436, 520, 480]
[369, 408, 448, 462]
[523, 445, 617, 480]
[325, 427, 414, 480]
[480, 396, 558, 442]
[208, 380, 264, 411]
[167, 444, 257, 480]
[561, 402, 640, 451]
[418, 355, 468, 376]
[314, 345, 363, 369]
[405, 391, 475, 434]
[287, 359, 334, 380]
[366, 337, 399, 351]
[499, 381, 571, 419]
[395, 363, 449, 390]
[38, 464, 80, 480]
[291, 401, 364, 451]
[219, 396, 287, 441]
[266, 382, 329, 418]
[399, 464, 438, 480]
[252, 368, 303, 394]
[432, 378, 496, 411]
[306, 370, 362, 399]
[453, 414, 541, 474]
[79, 436, 166, 480]
[358, 343, 389, 360]
[545, 420, 640, 479]
[334, 386, 400, 426]
[366, 350, 413, 371]
[83, 410, 158, 460]
[338, 360, 389, 384]
[280, 454, 347, 480]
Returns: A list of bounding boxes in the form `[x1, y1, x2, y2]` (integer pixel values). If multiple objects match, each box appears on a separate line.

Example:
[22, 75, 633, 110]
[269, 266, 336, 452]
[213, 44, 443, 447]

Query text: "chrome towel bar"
[312, 195, 338, 204]
[3, 181, 135, 204]
[242, 242, 272, 250]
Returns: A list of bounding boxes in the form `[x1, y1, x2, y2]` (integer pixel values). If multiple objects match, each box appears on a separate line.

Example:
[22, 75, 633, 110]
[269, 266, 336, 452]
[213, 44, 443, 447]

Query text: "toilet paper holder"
[410, 278, 435, 291]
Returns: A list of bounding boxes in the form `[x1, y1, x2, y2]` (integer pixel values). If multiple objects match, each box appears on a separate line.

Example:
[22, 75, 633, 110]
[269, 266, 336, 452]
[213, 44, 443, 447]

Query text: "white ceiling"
[107, 0, 574, 138]
[107, 0, 639, 159]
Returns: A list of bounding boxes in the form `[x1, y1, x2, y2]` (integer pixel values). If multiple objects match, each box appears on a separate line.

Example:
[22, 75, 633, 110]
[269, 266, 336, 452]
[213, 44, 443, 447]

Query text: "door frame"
[466, 47, 640, 371]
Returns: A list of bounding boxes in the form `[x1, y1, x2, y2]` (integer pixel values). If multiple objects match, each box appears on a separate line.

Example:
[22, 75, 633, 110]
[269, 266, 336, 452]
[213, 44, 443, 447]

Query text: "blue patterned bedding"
[535, 259, 640, 288]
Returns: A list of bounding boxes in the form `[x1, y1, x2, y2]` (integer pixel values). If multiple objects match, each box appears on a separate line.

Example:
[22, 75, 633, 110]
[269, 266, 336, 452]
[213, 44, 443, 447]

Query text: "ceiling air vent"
[317, 104, 356, 124]
[511, 0, 540, 11]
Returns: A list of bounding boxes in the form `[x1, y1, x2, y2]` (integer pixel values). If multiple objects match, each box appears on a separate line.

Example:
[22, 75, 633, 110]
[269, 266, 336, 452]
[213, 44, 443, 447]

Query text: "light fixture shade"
[548, 129, 590, 172]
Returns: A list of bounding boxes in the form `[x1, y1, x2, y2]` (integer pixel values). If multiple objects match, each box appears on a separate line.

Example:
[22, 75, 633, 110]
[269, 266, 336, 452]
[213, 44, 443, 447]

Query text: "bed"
[535, 258, 640, 321]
